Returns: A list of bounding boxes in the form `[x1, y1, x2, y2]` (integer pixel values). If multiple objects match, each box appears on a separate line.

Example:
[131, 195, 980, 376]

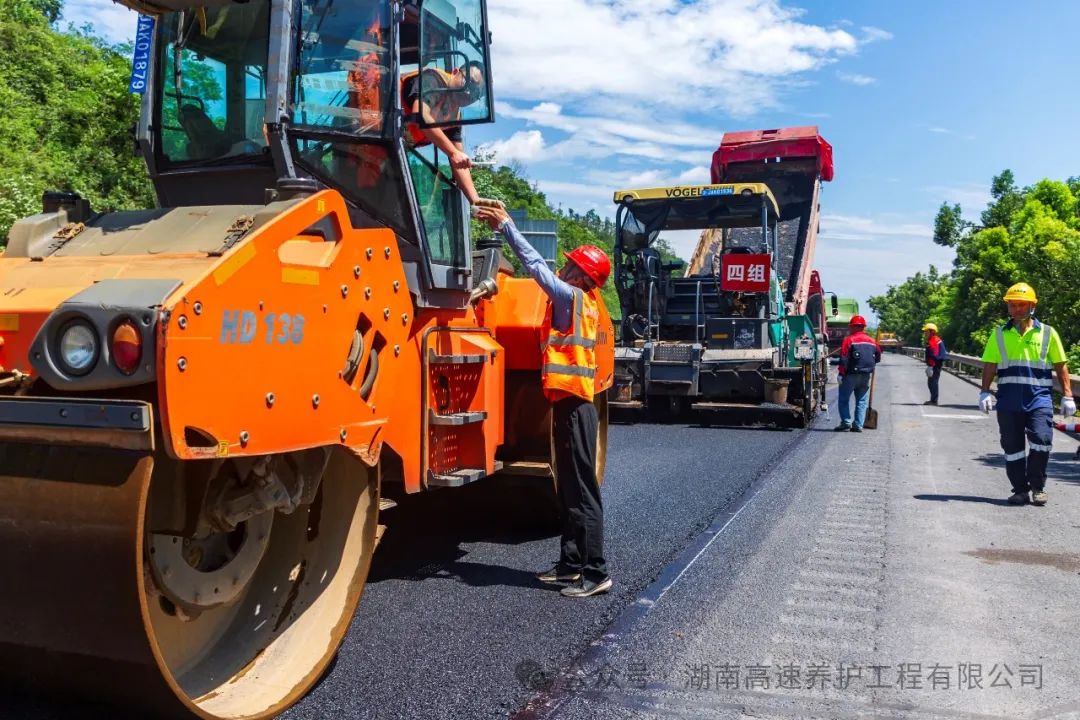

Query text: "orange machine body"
[0, 190, 615, 495]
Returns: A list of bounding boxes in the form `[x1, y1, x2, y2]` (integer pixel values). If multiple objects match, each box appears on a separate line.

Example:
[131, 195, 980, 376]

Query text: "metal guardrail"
[901, 346, 1080, 392]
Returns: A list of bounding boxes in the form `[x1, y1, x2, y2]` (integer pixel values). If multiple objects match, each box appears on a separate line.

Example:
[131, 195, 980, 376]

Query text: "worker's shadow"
[892, 402, 977, 410]
[368, 479, 561, 590]
[611, 408, 799, 430]
[914, 493, 1013, 506]
[421, 560, 565, 591]
[972, 451, 1080, 486]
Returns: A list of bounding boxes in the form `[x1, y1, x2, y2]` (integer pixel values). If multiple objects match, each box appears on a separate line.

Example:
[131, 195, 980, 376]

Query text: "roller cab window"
[156, 4, 271, 166]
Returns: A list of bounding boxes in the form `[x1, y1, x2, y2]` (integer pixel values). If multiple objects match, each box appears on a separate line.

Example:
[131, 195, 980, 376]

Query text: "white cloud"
[659, 229, 709, 260]
[837, 71, 876, 86]
[494, 100, 717, 166]
[819, 213, 932, 243]
[66, 0, 139, 44]
[496, 101, 716, 150]
[489, 0, 863, 116]
[815, 212, 954, 308]
[479, 130, 546, 163]
[533, 165, 714, 217]
[923, 184, 992, 212]
[861, 26, 894, 42]
[678, 166, 713, 184]
[927, 126, 976, 140]
[533, 180, 614, 203]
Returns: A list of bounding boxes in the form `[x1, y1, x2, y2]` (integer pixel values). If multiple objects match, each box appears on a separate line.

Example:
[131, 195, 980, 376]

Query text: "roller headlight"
[58, 321, 98, 375]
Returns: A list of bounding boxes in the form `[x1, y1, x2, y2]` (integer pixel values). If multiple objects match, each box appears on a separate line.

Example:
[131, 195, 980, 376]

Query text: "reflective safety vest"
[401, 68, 461, 146]
[995, 323, 1053, 387]
[541, 288, 600, 402]
[344, 19, 387, 187]
[345, 19, 386, 135]
[988, 320, 1061, 412]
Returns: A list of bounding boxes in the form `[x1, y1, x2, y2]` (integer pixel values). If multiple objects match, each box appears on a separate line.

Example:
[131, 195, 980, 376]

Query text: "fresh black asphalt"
[1, 413, 809, 719]
[283, 417, 804, 720]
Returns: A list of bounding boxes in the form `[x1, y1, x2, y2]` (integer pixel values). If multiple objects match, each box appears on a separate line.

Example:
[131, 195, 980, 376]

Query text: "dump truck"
[0, 1, 613, 717]
[610, 127, 833, 425]
[827, 297, 861, 351]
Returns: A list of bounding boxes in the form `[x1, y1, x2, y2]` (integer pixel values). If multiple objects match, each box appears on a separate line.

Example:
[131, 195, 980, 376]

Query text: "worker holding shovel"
[835, 315, 881, 433]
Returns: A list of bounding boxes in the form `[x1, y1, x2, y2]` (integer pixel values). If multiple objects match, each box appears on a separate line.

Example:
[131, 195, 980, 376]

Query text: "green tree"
[980, 169, 1025, 229]
[933, 202, 968, 247]
[0, 0, 153, 243]
[867, 265, 951, 346]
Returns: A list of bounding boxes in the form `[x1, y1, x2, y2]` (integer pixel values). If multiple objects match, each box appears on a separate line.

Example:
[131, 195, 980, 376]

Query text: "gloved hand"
[925, 366, 934, 378]
[473, 197, 506, 210]
[1062, 396, 1077, 418]
[979, 391, 996, 414]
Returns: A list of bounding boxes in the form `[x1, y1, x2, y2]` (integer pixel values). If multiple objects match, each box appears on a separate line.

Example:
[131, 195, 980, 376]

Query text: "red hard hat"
[849, 314, 867, 328]
[564, 245, 611, 288]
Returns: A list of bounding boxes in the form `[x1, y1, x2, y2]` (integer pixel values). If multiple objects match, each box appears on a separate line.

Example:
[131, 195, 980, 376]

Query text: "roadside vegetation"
[0, 0, 153, 239]
[869, 170, 1080, 366]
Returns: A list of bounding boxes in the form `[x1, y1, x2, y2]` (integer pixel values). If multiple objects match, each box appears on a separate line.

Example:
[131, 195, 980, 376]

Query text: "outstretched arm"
[476, 206, 575, 332]
[413, 98, 471, 170]
[449, 142, 480, 204]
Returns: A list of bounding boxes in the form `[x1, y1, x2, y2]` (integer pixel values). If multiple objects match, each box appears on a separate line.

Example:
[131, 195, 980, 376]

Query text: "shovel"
[863, 370, 878, 430]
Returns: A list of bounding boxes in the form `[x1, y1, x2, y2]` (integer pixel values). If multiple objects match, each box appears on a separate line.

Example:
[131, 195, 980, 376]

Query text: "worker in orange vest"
[922, 322, 947, 405]
[476, 205, 613, 598]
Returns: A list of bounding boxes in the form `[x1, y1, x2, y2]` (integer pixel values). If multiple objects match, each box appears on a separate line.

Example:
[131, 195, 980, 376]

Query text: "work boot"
[834, 423, 851, 432]
[536, 563, 581, 584]
[1007, 492, 1029, 506]
[850, 426, 863, 433]
[1032, 490, 1048, 506]
[560, 576, 613, 598]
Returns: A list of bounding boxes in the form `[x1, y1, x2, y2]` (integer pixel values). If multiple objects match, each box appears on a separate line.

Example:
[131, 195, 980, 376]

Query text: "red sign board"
[720, 254, 771, 293]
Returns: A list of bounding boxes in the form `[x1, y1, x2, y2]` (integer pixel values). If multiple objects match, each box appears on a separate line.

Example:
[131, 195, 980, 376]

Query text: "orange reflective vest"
[541, 289, 600, 402]
[345, 19, 385, 135]
[344, 19, 386, 187]
[401, 68, 461, 146]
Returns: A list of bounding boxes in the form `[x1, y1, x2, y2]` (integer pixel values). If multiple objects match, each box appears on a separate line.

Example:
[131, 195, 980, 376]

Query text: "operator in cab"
[402, 63, 487, 206]
[475, 205, 613, 599]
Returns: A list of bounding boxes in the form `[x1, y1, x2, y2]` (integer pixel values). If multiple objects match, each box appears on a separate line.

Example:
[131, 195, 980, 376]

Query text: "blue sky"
[75, 0, 1080, 314]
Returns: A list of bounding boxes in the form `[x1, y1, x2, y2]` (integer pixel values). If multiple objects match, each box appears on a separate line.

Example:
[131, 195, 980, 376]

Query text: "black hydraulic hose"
[359, 346, 379, 400]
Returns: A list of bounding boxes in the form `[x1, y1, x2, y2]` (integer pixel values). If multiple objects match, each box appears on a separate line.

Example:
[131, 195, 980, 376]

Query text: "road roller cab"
[0, 1, 613, 717]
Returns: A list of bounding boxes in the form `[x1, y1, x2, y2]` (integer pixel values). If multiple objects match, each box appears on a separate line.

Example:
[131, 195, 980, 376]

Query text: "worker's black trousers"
[997, 407, 1054, 493]
[553, 396, 608, 582]
[927, 365, 942, 403]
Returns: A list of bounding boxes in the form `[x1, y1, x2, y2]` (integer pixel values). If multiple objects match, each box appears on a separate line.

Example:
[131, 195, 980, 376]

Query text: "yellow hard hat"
[922, 322, 938, 332]
[1003, 282, 1037, 303]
